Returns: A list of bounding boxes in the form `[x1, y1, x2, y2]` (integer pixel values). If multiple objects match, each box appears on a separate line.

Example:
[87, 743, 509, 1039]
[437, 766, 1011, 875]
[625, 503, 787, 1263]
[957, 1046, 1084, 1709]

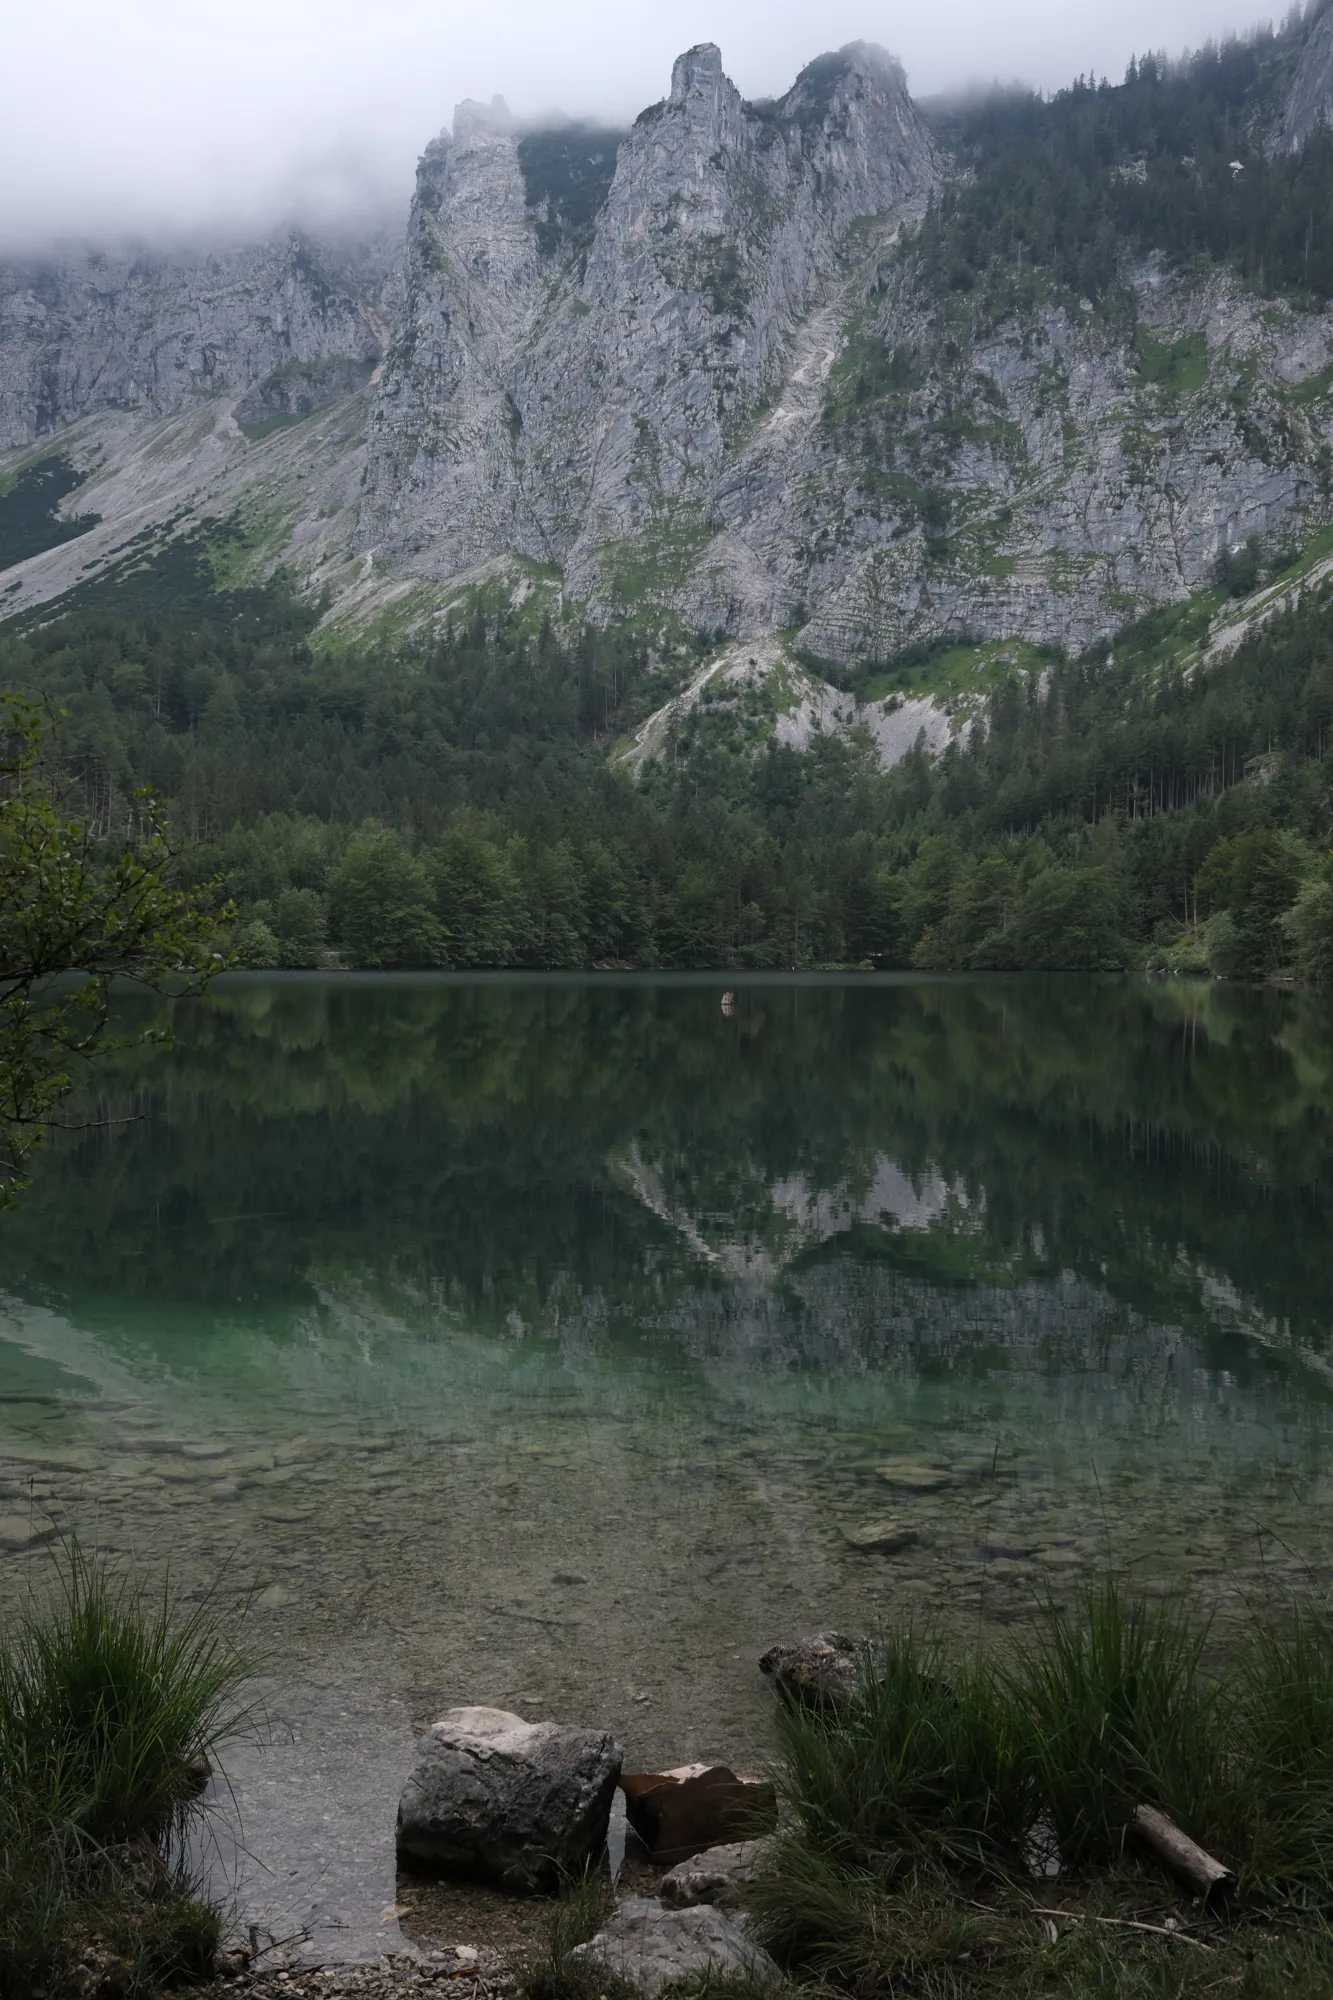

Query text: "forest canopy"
[1, 553, 1330, 979]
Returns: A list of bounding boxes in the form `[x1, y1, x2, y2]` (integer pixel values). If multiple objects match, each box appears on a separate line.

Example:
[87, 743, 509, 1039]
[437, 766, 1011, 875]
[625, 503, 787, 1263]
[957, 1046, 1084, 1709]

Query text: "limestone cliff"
[0, 230, 399, 452]
[11, 26, 1333, 676]
[1276, 4, 1333, 152]
[359, 41, 942, 608]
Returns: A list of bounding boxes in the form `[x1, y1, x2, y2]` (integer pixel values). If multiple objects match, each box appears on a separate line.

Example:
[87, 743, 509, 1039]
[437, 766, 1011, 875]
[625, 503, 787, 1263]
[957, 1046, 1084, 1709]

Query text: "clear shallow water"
[0, 974, 1331, 1955]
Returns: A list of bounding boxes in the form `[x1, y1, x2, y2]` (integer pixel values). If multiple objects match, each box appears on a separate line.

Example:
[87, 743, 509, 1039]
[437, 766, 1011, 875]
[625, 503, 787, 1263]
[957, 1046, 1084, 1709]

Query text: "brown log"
[1133, 1805, 1235, 1900]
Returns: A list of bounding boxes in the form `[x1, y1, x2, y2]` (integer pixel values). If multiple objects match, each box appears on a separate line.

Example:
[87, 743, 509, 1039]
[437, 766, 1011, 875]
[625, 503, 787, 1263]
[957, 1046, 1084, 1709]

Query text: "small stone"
[0, 1514, 58, 1552]
[843, 1520, 919, 1553]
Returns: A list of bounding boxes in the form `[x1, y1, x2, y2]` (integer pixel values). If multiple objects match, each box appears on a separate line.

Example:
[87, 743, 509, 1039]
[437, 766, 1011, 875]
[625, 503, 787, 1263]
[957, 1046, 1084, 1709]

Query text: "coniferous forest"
[2, 553, 1331, 976]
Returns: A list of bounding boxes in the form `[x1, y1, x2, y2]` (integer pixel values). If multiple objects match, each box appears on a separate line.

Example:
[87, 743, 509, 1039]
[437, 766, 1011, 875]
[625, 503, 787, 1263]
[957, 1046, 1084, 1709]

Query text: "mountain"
[6, 11, 1333, 687]
[5, 14, 1333, 980]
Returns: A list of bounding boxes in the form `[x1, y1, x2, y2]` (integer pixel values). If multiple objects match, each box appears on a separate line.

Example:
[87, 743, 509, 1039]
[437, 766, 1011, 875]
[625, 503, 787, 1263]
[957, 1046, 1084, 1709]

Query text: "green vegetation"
[750, 1583, 1333, 2000]
[918, 33, 1333, 313]
[1, 505, 1333, 976]
[516, 1870, 626, 2000]
[0, 455, 101, 573]
[516, 126, 625, 259]
[1133, 328, 1210, 397]
[0, 696, 224, 1199]
[236, 411, 306, 443]
[0, 1545, 250, 1996]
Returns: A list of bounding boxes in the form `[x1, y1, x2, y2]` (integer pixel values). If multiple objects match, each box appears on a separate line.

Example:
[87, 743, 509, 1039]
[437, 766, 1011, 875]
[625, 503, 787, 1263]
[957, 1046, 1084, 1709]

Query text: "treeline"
[921, 26, 1333, 309]
[2, 572, 1333, 975]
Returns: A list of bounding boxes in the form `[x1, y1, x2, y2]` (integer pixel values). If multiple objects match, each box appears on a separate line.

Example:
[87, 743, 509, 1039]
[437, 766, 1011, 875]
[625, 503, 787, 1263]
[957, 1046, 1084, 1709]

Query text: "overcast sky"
[0, 0, 1291, 250]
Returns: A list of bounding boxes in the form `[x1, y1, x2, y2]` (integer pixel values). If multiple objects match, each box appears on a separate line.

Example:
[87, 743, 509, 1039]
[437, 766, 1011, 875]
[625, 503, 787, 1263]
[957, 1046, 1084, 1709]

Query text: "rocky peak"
[774, 40, 937, 222]
[839, 40, 906, 86]
[361, 32, 942, 600]
[670, 43, 726, 105]
[453, 94, 516, 143]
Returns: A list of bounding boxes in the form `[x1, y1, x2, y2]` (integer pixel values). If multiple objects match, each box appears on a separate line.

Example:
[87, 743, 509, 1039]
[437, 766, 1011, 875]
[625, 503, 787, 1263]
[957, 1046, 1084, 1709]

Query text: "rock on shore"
[395, 1706, 622, 1893]
[569, 1897, 778, 1998]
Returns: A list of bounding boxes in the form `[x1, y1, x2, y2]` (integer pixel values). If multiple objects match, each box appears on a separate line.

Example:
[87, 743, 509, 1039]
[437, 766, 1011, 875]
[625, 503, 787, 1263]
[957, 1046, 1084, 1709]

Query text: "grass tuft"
[1012, 1578, 1226, 1867]
[512, 1867, 629, 2000]
[0, 1541, 251, 1996]
[773, 1626, 1033, 1876]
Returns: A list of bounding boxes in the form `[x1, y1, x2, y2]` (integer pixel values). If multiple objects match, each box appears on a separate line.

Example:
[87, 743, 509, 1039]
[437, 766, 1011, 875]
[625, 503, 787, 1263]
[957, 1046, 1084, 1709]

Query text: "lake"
[0, 974, 1330, 1956]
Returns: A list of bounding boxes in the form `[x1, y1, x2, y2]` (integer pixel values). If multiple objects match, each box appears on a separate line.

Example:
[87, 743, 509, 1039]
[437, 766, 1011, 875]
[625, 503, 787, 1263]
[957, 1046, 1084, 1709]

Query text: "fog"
[0, 0, 1293, 252]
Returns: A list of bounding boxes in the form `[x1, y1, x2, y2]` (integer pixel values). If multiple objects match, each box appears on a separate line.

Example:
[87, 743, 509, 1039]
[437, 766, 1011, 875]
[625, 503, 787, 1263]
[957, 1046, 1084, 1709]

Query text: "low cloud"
[0, 0, 1288, 252]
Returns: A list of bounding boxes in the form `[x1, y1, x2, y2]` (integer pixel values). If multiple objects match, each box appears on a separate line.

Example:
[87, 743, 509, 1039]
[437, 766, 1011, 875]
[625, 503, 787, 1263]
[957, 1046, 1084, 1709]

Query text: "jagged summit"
[453, 95, 515, 142]
[356, 35, 941, 614]
[670, 43, 726, 103]
[14, 21, 1333, 669]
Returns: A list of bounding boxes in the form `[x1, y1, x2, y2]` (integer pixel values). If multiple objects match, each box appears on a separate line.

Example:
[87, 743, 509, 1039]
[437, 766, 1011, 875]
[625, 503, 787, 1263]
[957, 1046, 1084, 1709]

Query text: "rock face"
[354, 36, 1333, 661]
[1277, 8, 1333, 152]
[359, 42, 941, 605]
[12, 34, 1333, 668]
[0, 231, 399, 452]
[659, 1840, 768, 1909]
[395, 1706, 622, 1893]
[569, 1897, 778, 1998]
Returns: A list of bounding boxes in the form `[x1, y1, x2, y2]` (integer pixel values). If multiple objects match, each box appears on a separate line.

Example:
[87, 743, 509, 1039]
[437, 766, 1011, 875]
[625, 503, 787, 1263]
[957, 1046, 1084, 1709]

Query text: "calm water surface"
[0, 975, 1330, 1953]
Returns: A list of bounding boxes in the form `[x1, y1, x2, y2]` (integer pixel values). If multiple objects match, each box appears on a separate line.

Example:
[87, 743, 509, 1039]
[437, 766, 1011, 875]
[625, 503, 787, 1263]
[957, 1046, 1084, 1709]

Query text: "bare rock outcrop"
[0, 231, 398, 452]
[1276, 7, 1333, 153]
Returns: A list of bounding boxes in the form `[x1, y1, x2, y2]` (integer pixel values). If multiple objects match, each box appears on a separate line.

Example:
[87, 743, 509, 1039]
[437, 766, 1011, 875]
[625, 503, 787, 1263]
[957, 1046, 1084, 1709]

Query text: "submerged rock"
[758, 1631, 860, 1708]
[659, 1839, 769, 1909]
[843, 1519, 919, 1554]
[874, 1457, 951, 1491]
[395, 1705, 622, 1893]
[569, 1897, 778, 1998]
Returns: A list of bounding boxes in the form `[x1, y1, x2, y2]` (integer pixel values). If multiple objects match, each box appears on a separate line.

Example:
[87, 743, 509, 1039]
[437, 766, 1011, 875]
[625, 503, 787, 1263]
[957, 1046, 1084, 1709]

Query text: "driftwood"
[1032, 1907, 1213, 1949]
[1133, 1805, 1236, 1900]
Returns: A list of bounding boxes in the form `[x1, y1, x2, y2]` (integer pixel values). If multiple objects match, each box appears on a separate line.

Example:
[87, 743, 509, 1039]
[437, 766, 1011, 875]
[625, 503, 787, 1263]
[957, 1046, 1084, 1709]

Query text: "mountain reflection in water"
[0, 974, 1330, 1957]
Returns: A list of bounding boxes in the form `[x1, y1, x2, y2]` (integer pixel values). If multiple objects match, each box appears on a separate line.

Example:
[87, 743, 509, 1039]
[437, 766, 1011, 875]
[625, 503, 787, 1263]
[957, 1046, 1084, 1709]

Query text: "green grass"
[750, 1581, 1333, 2000]
[1134, 330, 1210, 399]
[514, 1869, 629, 2000]
[856, 639, 1051, 708]
[237, 412, 307, 443]
[0, 1542, 252, 1996]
